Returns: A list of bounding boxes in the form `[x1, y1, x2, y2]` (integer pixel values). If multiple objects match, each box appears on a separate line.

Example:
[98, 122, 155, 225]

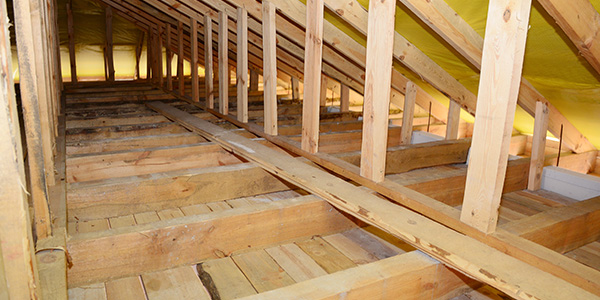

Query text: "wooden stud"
[14, 0, 52, 239]
[291, 78, 300, 101]
[204, 15, 214, 108]
[400, 81, 417, 145]
[460, 0, 533, 233]
[218, 11, 229, 114]
[445, 99, 461, 140]
[528, 101, 550, 191]
[106, 6, 115, 82]
[0, 2, 39, 296]
[166, 23, 173, 90]
[262, 1, 278, 135]
[319, 76, 328, 106]
[191, 19, 199, 101]
[177, 21, 185, 95]
[134, 31, 145, 80]
[359, 0, 396, 182]
[237, 8, 249, 123]
[301, 0, 325, 153]
[66, 1, 77, 83]
[340, 84, 349, 112]
[146, 29, 152, 81]
[249, 68, 259, 92]
[157, 25, 164, 87]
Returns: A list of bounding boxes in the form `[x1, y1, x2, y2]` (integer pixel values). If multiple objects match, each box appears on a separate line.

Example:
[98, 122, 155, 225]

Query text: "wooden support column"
[340, 84, 349, 112]
[191, 19, 199, 101]
[105, 6, 115, 82]
[14, 0, 52, 239]
[249, 68, 259, 92]
[66, 1, 76, 83]
[262, 1, 278, 135]
[445, 99, 461, 140]
[218, 11, 229, 114]
[528, 101, 549, 191]
[319, 76, 328, 106]
[204, 15, 214, 108]
[166, 23, 173, 90]
[291, 77, 300, 101]
[301, 0, 325, 153]
[460, 0, 532, 233]
[135, 31, 145, 80]
[157, 25, 164, 87]
[236, 8, 249, 123]
[400, 81, 417, 145]
[177, 21, 184, 95]
[0, 2, 39, 296]
[359, 0, 397, 182]
[146, 29, 152, 81]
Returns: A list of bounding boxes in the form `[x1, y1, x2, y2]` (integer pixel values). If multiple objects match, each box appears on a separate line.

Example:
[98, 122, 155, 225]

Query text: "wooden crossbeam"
[460, 0, 532, 234]
[67, 195, 356, 286]
[240, 251, 476, 299]
[147, 101, 597, 299]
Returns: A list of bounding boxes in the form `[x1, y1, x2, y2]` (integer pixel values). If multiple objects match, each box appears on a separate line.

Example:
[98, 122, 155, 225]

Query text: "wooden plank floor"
[68, 227, 412, 299]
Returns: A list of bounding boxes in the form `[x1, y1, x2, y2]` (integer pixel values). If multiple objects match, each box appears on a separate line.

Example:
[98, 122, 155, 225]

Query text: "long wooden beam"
[397, 0, 595, 153]
[0, 3, 39, 296]
[240, 251, 475, 300]
[236, 7, 249, 123]
[148, 101, 597, 299]
[67, 195, 357, 286]
[67, 1, 77, 83]
[460, 0, 532, 234]
[204, 15, 214, 108]
[218, 11, 229, 114]
[190, 19, 199, 101]
[262, 1, 278, 135]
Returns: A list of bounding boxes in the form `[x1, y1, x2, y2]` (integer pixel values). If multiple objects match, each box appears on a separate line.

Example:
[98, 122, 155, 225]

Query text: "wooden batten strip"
[67, 195, 357, 286]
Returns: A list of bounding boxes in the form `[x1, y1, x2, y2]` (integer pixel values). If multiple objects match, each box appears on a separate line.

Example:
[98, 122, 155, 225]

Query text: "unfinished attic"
[3, 0, 600, 298]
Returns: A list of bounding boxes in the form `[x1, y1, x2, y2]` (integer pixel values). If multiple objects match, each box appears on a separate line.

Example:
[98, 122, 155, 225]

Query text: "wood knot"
[503, 9, 511, 22]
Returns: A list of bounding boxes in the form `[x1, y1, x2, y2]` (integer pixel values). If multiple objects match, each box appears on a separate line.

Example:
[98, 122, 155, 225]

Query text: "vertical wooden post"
[319, 76, 328, 106]
[66, 1, 77, 83]
[1, 2, 39, 297]
[400, 81, 417, 145]
[237, 7, 249, 123]
[166, 23, 173, 90]
[460, 0, 532, 233]
[263, 0, 278, 135]
[135, 31, 145, 80]
[528, 101, 549, 191]
[340, 84, 350, 112]
[218, 11, 229, 114]
[359, 0, 397, 182]
[191, 19, 199, 101]
[291, 77, 300, 101]
[445, 99, 461, 140]
[146, 29, 152, 81]
[105, 6, 115, 82]
[157, 25, 164, 87]
[14, 0, 52, 240]
[177, 21, 184, 95]
[249, 68, 259, 92]
[301, 0, 324, 153]
[204, 15, 214, 108]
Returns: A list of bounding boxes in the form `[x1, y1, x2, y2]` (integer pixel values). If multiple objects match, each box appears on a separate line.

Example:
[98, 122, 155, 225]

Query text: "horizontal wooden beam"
[502, 196, 600, 253]
[66, 133, 206, 155]
[67, 195, 357, 286]
[67, 163, 294, 220]
[66, 122, 190, 142]
[240, 251, 476, 300]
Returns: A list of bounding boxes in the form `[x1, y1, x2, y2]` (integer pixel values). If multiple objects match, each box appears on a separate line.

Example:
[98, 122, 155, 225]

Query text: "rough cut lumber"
[190, 19, 199, 101]
[446, 100, 461, 140]
[148, 102, 598, 299]
[239, 251, 475, 300]
[106, 6, 115, 81]
[340, 84, 349, 112]
[237, 7, 249, 123]
[301, 0, 324, 154]
[165, 23, 173, 90]
[67, 1, 77, 82]
[143, 266, 211, 299]
[537, 0, 600, 77]
[460, 0, 532, 233]
[397, 0, 595, 153]
[502, 196, 600, 253]
[232, 250, 295, 292]
[14, 0, 52, 239]
[204, 15, 215, 108]
[67, 163, 293, 220]
[401, 81, 417, 145]
[197, 257, 257, 299]
[0, 4, 39, 295]
[528, 101, 549, 191]
[177, 21, 185, 95]
[66, 132, 205, 155]
[359, 0, 396, 182]
[67, 195, 357, 286]
[262, 1, 278, 135]
[219, 11, 229, 114]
